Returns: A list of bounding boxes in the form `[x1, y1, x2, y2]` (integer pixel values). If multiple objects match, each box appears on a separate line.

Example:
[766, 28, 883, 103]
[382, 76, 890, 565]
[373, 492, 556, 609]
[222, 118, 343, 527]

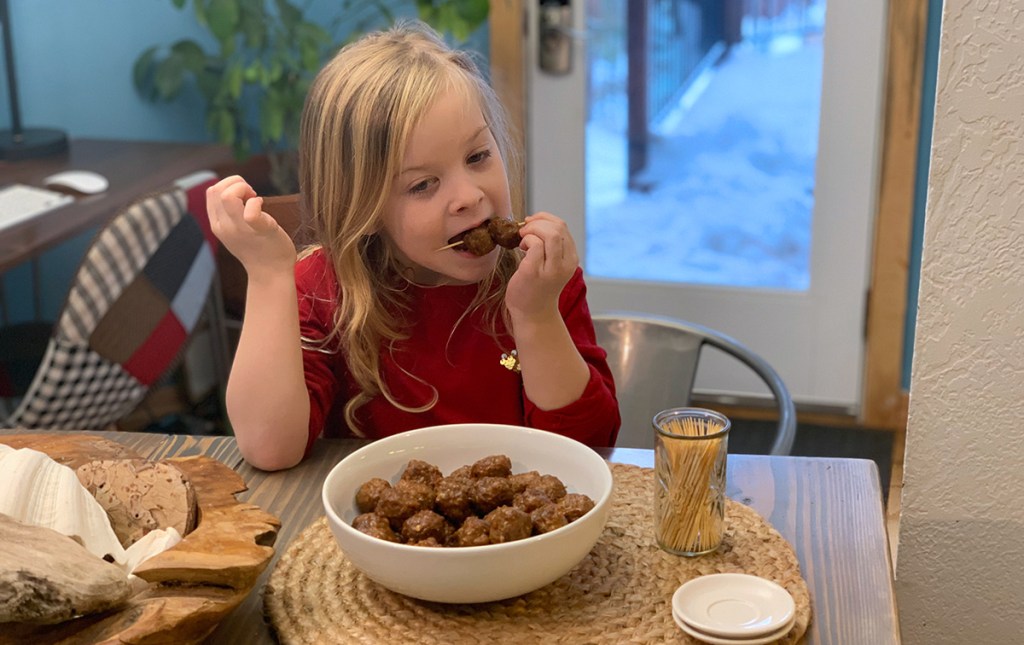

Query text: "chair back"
[2, 175, 219, 430]
[593, 312, 796, 454]
[261, 193, 306, 242]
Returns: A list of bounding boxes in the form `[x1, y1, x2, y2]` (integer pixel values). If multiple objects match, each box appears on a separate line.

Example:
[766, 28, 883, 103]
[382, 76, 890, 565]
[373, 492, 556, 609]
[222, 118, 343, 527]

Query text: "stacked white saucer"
[671, 573, 796, 644]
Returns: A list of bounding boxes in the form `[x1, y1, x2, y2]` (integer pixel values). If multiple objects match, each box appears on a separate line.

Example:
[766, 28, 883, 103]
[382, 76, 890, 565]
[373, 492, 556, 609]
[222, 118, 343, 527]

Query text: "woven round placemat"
[265, 463, 811, 644]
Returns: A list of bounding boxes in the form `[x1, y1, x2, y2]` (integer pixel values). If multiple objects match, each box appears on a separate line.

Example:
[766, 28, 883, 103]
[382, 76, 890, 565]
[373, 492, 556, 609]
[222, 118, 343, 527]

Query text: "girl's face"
[381, 86, 513, 286]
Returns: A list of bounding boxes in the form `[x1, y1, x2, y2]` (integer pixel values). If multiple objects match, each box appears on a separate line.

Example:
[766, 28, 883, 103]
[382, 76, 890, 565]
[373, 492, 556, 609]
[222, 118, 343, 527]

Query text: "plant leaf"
[261, 93, 285, 144]
[243, 60, 261, 83]
[211, 108, 236, 147]
[462, 0, 489, 25]
[238, 0, 267, 49]
[154, 52, 186, 99]
[226, 62, 245, 98]
[207, 0, 240, 45]
[274, 0, 301, 30]
[132, 46, 159, 99]
[170, 39, 207, 72]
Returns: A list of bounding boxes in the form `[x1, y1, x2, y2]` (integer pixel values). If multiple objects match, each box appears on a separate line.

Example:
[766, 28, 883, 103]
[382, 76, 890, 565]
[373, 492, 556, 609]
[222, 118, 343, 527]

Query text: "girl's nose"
[449, 172, 485, 214]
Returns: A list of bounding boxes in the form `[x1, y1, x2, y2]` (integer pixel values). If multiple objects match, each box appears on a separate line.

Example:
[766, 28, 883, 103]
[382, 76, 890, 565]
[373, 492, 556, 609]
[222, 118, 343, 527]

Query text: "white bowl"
[321, 423, 613, 603]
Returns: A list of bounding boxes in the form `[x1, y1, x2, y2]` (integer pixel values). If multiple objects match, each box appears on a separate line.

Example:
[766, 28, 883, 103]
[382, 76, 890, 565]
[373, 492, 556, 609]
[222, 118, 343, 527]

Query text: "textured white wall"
[895, 0, 1024, 643]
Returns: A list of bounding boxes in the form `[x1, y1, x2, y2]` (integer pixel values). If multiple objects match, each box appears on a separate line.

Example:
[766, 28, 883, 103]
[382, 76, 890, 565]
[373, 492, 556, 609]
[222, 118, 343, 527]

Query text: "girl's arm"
[519, 269, 621, 447]
[207, 177, 310, 470]
[505, 212, 592, 410]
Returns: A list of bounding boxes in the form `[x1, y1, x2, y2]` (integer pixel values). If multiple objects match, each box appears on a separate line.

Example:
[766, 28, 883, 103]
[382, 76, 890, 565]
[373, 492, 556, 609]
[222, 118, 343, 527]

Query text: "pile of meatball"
[352, 455, 596, 547]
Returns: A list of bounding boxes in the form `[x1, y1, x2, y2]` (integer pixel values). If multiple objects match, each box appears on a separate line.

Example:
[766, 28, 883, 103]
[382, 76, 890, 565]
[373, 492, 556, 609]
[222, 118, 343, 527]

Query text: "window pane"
[585, 0, 825, 291]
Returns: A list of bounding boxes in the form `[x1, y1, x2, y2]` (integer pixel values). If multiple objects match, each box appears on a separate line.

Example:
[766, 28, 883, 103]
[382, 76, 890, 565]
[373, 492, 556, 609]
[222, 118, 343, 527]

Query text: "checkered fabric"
[2, 177, 219, 430]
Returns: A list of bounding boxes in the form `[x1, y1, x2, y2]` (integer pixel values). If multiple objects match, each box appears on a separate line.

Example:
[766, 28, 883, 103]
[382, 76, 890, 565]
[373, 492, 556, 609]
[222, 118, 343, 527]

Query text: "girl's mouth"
[446, 219, 491, 247]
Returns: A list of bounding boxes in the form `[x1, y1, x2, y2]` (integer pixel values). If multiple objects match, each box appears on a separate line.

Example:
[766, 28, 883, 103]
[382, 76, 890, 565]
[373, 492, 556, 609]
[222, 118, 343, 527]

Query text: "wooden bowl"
[0, 434, 280, 644]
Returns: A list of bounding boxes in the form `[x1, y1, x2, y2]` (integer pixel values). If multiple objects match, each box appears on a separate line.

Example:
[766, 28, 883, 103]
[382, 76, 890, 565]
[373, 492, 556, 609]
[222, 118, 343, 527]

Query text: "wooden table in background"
[0, 139, 233, 273]
[0, 430, 901, 644]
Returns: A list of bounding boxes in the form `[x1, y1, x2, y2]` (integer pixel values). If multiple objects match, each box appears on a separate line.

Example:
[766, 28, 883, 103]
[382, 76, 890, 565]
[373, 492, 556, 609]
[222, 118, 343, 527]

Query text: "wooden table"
[0, 430, 901, 644]
[0, 138, 233, 273]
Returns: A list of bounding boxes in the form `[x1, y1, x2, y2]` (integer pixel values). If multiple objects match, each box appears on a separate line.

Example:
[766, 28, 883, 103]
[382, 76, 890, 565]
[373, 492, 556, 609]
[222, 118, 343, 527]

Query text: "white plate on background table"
[672, 573, 795, 639]
[672, 608, 796, 645]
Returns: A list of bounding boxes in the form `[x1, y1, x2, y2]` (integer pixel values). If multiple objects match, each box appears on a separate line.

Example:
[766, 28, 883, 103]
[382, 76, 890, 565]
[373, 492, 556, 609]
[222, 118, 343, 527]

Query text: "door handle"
[539, 0, 573, 75]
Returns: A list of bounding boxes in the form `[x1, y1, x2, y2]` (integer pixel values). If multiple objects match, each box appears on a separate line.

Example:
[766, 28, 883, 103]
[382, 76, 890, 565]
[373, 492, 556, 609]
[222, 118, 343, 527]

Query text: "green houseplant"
[134, 0, 489, 194]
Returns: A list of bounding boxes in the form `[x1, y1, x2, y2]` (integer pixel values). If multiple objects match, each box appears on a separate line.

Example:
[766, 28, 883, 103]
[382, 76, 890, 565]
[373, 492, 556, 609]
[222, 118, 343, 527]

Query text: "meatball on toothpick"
[436, 217, 524, 255]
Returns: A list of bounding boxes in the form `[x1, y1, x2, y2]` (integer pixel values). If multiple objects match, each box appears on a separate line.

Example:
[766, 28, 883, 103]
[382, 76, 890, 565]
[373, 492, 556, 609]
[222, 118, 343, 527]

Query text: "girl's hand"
[207, 176, 297, 279]
[505, 212, 579, 320]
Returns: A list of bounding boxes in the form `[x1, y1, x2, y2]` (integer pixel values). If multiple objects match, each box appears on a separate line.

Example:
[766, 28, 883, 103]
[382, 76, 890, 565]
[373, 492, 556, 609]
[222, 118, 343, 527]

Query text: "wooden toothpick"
[434, 240, 465, 252]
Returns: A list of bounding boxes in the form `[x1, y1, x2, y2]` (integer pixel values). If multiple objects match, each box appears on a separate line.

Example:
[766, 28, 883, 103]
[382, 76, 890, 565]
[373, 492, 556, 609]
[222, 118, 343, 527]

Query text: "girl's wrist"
[245, 264, 296, 292]
[509, 306, 562, 336]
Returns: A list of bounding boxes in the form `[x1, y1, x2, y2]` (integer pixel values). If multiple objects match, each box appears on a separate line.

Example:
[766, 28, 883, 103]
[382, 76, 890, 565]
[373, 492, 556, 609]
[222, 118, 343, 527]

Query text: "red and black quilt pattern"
[4, 178, 218, 430]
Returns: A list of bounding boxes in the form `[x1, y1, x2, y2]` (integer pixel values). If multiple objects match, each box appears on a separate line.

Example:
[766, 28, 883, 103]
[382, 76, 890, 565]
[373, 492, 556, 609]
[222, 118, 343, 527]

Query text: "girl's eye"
[468, 149, 492, 165]
[409, 178, 435, 195]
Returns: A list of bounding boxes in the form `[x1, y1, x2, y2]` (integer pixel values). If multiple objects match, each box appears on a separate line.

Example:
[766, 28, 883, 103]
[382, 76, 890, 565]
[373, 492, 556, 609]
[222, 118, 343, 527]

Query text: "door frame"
[487, 0, 925, 430]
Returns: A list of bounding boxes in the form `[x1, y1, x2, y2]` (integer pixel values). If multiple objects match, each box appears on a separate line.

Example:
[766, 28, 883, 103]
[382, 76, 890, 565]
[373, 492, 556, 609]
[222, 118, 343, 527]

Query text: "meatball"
[401, 509, 451, 544]
[509, 470, 542, 494]
[462, 226, 496, 256]
[470, 454, 512, 479]
[471, 476, 513, 514]
[487, 218, 522, 248]
[435, 476, 475, 524]
[353, 512, 399, 542]
[376, 480, 435, 529]
[401, 459, 444, 488]
[409, 536, 444, 547]
[450, 516, 492, 547]
[558, 493, 596, 521]
[355, 477, 391, 513]
[513, 488, 552, 514]
[395, 479, 436, 506]
[448, 465, 474, 480]
[531, 504, 569, 534]
[485, 506, 533, 543]
[529, 474, 567, 502]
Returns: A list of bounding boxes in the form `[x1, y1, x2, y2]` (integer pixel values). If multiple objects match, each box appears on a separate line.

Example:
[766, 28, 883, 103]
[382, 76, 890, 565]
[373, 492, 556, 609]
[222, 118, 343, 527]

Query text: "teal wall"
[0, 0, 411, 142]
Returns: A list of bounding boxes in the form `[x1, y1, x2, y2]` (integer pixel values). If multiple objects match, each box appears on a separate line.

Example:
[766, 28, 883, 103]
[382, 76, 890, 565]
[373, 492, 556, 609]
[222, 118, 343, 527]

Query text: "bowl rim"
[321, 423, 614, 553]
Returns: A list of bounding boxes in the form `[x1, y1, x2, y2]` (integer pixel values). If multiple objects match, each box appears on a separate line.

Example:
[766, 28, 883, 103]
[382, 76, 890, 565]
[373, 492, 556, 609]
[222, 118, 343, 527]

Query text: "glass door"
[525, 0, 887, 409]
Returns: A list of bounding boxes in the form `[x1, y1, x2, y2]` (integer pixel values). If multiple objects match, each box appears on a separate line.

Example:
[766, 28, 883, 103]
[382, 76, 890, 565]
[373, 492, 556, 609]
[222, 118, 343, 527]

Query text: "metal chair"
[0, 172, 224, 430]
[593, 312, 796, 454]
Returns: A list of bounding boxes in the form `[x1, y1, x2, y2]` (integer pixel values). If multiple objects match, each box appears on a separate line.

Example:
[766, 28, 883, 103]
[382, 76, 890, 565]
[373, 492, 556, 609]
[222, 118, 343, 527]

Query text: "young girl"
[207, 21, 620, 471]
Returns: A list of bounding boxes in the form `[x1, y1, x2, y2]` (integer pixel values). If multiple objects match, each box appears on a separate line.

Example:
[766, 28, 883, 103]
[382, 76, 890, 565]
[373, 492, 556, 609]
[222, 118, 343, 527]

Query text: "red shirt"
[295, 251, 620, 454]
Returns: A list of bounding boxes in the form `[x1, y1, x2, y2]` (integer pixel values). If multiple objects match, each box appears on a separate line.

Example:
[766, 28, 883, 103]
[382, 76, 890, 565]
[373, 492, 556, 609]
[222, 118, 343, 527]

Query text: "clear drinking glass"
[653, 407, 730, 556]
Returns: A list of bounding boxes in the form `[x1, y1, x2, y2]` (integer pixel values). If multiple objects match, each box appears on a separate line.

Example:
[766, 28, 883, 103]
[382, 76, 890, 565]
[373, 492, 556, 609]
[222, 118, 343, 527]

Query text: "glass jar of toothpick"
[653, 407, 731, 556]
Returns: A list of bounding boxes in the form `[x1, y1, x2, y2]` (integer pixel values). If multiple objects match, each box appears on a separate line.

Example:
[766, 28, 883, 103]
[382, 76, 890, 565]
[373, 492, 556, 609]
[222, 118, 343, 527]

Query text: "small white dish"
[673, 573, 795, 638]
[672, 607, 795, 645]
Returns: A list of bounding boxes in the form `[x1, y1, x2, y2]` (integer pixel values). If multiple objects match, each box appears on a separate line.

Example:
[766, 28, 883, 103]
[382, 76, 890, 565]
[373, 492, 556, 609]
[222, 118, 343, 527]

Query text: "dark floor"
[727, 419, 894, 498]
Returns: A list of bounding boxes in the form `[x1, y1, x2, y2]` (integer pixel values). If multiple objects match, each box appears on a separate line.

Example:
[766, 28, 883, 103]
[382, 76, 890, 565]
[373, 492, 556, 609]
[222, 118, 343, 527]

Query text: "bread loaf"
[76, 459, 197, 548]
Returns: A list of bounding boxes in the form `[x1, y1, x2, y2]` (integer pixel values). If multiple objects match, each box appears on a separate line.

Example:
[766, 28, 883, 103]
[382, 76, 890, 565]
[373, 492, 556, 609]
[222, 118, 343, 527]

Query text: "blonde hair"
[298, 21, 522, 434]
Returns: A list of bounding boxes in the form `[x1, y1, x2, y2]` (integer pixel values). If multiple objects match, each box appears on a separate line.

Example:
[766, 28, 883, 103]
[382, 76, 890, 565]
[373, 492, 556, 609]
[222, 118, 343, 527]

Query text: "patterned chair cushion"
[2, 177, 219, 430]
